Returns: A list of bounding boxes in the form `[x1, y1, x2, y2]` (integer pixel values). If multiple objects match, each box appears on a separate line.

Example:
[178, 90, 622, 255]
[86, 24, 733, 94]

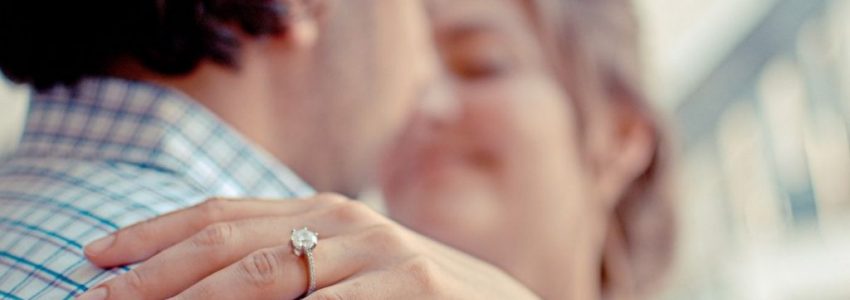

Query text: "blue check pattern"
[0, 78, 315, 299]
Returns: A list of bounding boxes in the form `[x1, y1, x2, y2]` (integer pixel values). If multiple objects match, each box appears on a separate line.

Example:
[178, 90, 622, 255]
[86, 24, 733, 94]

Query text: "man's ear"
[592, 96, 657, 212]
[275, 0, 326, 48]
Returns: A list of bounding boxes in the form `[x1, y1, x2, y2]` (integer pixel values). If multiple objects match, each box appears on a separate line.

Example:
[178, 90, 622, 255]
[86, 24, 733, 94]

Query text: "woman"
[78, 0, 673, 299]
[381, 0, 673, 298]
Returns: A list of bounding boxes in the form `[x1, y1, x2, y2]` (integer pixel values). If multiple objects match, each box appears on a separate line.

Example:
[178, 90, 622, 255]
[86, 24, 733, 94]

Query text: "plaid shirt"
[0, 78, 315, 299]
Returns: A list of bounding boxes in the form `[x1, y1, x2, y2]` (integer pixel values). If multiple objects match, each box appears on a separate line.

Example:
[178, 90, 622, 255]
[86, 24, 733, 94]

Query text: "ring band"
[305, 250, 316, 294]
[291, 227, 319, 297]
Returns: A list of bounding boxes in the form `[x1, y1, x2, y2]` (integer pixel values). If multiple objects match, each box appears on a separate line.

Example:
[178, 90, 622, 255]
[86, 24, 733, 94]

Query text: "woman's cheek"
[464, 78, 574, 167]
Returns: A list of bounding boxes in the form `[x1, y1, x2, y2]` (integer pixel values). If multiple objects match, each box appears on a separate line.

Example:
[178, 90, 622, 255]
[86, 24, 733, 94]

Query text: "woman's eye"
[453, 53, 513, 80]
[445, 33, 518, 81]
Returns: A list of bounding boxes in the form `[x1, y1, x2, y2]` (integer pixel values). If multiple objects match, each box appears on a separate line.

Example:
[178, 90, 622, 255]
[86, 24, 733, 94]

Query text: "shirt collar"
[15, 77, 314, 197]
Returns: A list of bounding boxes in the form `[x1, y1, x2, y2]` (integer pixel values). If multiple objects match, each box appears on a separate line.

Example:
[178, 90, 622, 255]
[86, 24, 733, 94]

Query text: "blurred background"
[0, 77, 26, 159]
[1, 0, 848, 298]
[638, 0, 850, 299]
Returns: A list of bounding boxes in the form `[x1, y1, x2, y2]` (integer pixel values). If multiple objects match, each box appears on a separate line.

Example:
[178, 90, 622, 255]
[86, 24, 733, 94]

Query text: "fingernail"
[77, 287, 107, 300]
[85, 235, 115, 255]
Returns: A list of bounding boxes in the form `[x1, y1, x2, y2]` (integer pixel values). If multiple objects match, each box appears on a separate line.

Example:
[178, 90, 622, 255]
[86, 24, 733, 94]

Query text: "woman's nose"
[416, 76, 462, 128]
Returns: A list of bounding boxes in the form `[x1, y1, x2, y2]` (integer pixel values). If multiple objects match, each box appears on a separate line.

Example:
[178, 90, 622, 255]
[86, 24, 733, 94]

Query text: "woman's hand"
[77, 194, 539, 300]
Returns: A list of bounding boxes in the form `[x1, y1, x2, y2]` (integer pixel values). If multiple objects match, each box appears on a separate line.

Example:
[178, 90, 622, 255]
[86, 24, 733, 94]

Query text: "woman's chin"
[411, 156, 495, 193]
[386, 161, 503, 240]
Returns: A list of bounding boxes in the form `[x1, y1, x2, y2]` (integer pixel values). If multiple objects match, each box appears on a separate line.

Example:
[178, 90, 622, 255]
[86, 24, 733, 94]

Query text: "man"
[0, 0, 436, 298]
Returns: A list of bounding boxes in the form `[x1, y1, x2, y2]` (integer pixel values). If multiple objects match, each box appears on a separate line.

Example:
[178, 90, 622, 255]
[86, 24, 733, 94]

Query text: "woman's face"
[381, 0, 603, 294]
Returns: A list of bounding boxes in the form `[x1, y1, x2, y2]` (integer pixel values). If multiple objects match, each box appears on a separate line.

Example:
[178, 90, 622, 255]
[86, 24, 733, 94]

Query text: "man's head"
[0, 0, 436, 195]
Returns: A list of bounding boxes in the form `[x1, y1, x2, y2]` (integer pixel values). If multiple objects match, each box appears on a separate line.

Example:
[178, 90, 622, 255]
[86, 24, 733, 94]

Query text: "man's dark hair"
[0, 0, 286, 90]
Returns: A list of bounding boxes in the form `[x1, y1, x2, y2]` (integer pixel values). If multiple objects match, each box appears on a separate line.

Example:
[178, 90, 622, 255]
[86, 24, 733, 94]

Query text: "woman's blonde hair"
[521, 0, 675, 296]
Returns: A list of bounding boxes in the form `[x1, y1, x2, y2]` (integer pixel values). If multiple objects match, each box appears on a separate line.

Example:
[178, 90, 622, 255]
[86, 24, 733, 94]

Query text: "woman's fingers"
[85, 194, 347, 267]
[169, 224, 419, 300]
[169, 241, 364, 300]
[100, 216, 344, 300]
[82, 201, 387, 300]
[304, 266, 441, 300]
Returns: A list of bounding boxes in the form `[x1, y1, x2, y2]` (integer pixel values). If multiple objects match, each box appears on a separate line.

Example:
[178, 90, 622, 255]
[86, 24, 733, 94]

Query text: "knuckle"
[308, 290, 346, 300]
[329, 200, 376, 224]
[197, 198, 232, 223]
[238, 248, 286, 286]
[400, 255, 443, 293]
[343, 200, 372, 214]
[170, 294, 190, 300]
[363, 224, 408, 252]
[313, 193, 348, 206]
[192, 222, 235, 247]
[121, 269, 148, 293]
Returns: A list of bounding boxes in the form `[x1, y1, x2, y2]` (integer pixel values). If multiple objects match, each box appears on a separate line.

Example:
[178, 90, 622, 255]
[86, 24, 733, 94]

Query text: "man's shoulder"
[0, 156, 209, 299]
[0, 156, 211, 222]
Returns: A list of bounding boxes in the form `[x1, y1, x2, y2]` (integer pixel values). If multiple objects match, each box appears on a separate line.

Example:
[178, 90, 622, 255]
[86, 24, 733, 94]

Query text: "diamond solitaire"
[291, 227, 318, 256]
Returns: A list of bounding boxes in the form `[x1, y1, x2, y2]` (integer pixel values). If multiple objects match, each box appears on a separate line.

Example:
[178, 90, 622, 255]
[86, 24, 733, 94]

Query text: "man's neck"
[162, 64, 278, 153]
[108, 55, 262, 159]
[114, 56, 349, 195]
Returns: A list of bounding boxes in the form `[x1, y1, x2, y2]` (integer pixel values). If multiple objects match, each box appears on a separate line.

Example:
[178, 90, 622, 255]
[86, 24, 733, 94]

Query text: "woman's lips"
[385, 120, 504, 191]
[400, 140, 501, 185]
